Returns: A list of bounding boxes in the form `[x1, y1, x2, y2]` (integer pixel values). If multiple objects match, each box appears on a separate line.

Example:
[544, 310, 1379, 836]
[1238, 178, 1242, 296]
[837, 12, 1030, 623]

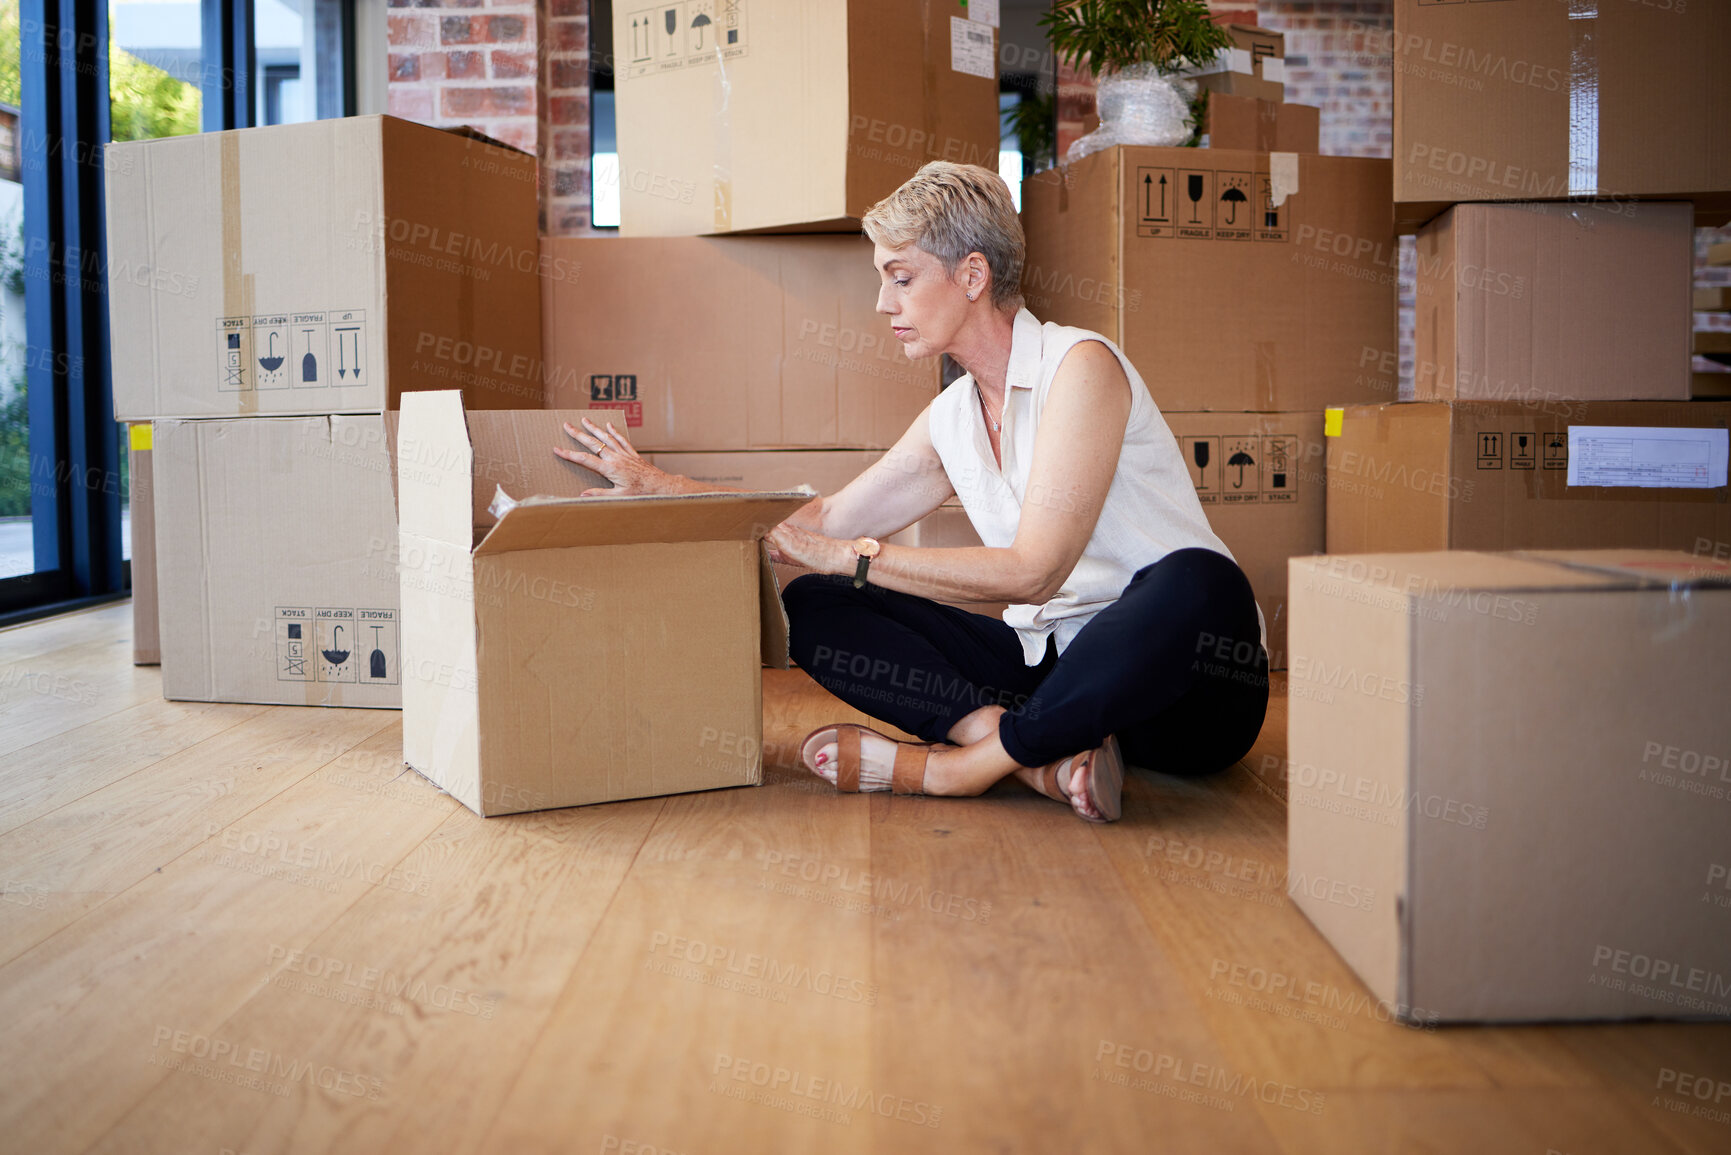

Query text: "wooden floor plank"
[0, 606, 1724, 1153]
[864, 783, 1285, 1153]
[0, 697, 268, 837]
[85, 760, 663, 1155]
[0, 724, 451, 1154]
[0, 706, 394, 966]
[472, 756, 880, 1154]
[0, 632, 166, 757]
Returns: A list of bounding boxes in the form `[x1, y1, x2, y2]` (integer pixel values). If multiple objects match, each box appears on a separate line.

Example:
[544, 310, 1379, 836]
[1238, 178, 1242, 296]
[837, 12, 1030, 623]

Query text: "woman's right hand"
[554, 417, 677, 497]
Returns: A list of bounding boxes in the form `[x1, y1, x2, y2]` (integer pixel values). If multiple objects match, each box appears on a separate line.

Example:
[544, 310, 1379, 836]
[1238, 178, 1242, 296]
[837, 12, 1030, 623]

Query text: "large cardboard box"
[127, 425, 159, 666]
[1287, 549, 1731, 1022]
[540, 235, 940, 450]
[1166, 412, 1325, 670]
[1326, 402, 1731, 557]
[1415, 202, 1692, 403]
[611, 0, 999, 236]
[1022, 148, 1399, 412]
[106, 116, 542, 421]
[1392, 0, 1731, 232]
[154, 415, 400, 707]
[397, 393, 812, 816]
[1204, 96, 1319, 155]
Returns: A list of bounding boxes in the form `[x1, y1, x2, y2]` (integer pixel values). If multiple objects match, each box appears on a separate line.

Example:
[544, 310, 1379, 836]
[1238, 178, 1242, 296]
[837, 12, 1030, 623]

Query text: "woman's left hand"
[766, 522, 849, 574]
[555, 417, 670, 496]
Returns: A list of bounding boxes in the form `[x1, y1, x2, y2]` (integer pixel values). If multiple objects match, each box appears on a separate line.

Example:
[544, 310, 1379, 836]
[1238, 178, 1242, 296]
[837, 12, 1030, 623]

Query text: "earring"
[967, 292, 976, 301]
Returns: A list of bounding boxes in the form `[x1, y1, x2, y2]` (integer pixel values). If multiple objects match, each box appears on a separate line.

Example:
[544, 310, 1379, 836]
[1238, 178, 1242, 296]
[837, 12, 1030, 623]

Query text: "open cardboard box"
[396, 392, 812, 816]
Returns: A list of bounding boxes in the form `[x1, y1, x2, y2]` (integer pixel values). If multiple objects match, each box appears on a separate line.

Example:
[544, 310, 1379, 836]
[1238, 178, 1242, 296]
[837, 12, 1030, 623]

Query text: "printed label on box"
[1566, 426, 1730, 489]
[624, 1, 748, 78]
[217, 310, 364, 394]
[277, 605, 398, 685]
[1183, 432, 1302, 504]
[950, 16, 995, 80]
[1140, 167, 1291, 242]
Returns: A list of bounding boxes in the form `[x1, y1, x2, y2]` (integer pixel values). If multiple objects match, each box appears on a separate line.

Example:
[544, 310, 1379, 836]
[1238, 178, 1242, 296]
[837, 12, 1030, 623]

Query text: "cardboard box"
[1415, 201, 1693, 404]
[127, 424, 159, 666]
[1022, 148, 1399, 411]
[106, 115, 542, 421]
[1325, 402, 1731, 558]
[1392, 0, 1731, 232]
[1205, 96, 1319, 155]
[1165, 412, 1325, 669]
[1193, 72, 1284, 104]
[540, 235, 940, 450]
[153, 414, 400, 707]
[611, 0, 999, 236]
[1287, 549, 1731, 1022]
[397, 392, 813, 816]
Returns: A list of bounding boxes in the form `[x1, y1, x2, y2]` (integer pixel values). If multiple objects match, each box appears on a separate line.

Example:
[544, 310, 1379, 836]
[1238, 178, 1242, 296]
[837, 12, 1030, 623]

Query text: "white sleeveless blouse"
[928, 309, 1264, 666]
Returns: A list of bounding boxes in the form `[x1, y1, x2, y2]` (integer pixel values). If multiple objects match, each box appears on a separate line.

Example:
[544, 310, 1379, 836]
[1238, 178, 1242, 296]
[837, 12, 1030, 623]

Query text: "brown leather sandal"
[1038, 735, 1125, 823]
[799, 724, 936, 794]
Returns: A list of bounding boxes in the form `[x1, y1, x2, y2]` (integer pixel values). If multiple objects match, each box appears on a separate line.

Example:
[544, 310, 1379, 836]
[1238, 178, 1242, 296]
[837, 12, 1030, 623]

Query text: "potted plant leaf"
[1041, 0, 1233, 161]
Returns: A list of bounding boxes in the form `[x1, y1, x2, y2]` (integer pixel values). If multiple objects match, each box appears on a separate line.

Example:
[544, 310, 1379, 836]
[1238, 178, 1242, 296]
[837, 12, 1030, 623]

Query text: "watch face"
[856, 537, 882, 559]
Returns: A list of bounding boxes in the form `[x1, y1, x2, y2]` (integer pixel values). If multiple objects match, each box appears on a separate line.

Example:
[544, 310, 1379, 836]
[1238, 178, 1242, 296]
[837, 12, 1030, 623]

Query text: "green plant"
[110, 38, 199, 142]
[0, 374, 28, 518]
[1006, 86, 1057, 175]
[1041, 0, 1234, 78]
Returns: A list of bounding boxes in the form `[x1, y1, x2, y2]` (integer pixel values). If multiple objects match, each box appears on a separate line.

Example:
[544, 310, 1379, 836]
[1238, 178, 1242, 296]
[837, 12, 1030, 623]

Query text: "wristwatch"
[851, 537, 881, 589]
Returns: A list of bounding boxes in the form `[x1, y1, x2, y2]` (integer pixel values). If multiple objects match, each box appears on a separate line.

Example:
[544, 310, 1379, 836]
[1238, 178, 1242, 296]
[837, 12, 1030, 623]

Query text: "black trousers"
[783, 547, 1269, 774]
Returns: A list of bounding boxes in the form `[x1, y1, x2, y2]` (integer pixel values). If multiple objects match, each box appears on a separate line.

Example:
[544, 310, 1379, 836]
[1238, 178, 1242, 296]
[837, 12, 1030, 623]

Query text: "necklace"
[975, 383, 1002, 432]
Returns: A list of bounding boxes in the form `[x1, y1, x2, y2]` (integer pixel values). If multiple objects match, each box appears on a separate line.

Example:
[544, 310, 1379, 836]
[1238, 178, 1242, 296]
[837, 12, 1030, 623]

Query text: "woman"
[558, 162, 1268, 823]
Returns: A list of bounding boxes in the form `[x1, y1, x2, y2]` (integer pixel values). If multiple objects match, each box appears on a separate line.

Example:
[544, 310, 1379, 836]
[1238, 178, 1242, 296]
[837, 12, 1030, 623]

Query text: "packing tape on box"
[711, 45, 734, 233]
[219, 133, 258, 415]
[922, 0, 941, 185]
[129, 423, 153, 452]
[1269, 152, 1300, 207]
[1568, 0, 1599, 195]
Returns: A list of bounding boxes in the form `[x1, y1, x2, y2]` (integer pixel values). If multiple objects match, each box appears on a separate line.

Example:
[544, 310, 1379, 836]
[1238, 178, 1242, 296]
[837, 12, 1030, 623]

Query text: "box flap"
[472, 490, 815, 556]
[1512, 549, 1731, 589]
[397, 391, 476, 548]
[463, 408, 618, 531]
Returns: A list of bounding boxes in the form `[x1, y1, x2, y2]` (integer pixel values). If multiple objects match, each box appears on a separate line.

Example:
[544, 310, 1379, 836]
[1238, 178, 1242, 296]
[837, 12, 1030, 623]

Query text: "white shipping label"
[967, 0, 999, 29]
[950, 16, 995, 80]
[1566, 426, 1730, 489]
[1261, 57, 1286, 83]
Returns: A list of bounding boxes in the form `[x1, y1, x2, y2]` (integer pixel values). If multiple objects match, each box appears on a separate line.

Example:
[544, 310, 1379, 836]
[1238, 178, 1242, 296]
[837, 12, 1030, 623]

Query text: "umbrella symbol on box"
[258, 331, 284, 374]
[691, 10, 711, 48]
[1228, 448, 1255, 488]
[322, 624, 351, 667]
[1221, 186, 1248, 225]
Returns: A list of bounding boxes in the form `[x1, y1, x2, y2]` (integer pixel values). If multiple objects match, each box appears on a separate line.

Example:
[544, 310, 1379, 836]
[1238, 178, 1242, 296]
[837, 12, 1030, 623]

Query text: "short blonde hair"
[862, 162, 1024, 311]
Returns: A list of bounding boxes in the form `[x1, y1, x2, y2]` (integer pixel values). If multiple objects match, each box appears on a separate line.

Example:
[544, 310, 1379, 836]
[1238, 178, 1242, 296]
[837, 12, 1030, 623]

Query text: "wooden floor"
[2, 602, 1729, 1154]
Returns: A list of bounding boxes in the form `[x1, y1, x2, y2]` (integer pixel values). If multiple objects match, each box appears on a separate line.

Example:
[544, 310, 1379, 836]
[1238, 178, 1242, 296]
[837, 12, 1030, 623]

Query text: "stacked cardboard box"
[1286, 549, 1731, 1023]
[1290, 1, 1731, 1024]
[1391, 0, 1731, 234]
[611, 0, 1000, 236]
[559, 0, 1006, 609]
[105, 115, 543, 708]
[1022, 145, 1399, 666]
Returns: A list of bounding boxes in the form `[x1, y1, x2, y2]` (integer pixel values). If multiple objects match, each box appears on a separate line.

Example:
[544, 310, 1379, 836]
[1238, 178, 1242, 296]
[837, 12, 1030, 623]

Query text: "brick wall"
[386, 1, 539, 151]
[387, 0, 596, 236]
